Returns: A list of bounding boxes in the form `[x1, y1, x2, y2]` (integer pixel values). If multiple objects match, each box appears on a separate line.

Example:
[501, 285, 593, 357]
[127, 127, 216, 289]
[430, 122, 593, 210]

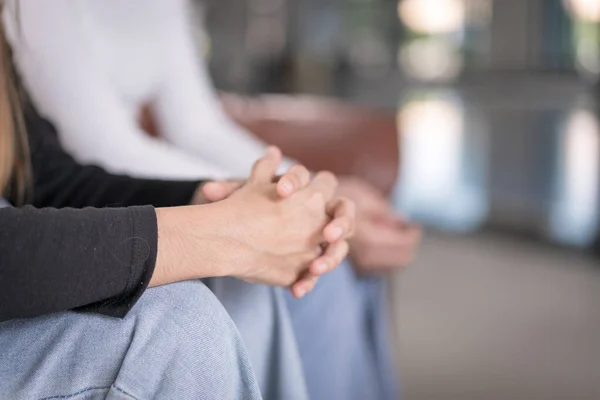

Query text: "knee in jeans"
[0, 281, 259, 400]
[114, 281, 257, 397]
[132, 280, 240, 337]
[129, 281, 248, 362]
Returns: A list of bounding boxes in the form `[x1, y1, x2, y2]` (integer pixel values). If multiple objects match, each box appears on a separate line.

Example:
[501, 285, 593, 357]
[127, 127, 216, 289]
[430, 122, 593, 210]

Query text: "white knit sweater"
[4, 0, 294, 180]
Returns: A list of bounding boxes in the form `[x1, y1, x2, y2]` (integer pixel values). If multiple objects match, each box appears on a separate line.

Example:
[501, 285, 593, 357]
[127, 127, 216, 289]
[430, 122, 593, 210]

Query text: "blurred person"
[4, 0, 421, 398]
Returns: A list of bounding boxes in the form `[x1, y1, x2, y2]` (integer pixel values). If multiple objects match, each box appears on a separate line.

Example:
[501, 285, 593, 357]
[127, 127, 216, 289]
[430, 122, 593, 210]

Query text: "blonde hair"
[0, 3, 29, 202]
[0, 30, 14, 194]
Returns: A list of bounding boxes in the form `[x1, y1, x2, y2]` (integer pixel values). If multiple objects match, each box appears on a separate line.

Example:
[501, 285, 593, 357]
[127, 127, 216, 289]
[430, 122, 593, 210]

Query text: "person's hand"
[199, 174, 420, 276]
[335, 177, 389, 212]
[193, 179, 244, 205]
[336, 177, 422, 274]
[349, 213, 422, 274]
[154, 147, 354, 298]
[214, 148, 355, 297]
[196, 161, 355, 297]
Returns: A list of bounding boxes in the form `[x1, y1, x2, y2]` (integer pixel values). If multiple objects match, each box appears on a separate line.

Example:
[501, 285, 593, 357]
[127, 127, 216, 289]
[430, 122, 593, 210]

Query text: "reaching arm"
[152, 3, 295, 177]
[4, 0, 231, 180]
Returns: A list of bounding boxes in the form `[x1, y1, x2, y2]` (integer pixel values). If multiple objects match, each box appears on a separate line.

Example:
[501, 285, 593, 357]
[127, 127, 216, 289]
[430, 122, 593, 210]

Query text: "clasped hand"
[198, 147, 355, 298]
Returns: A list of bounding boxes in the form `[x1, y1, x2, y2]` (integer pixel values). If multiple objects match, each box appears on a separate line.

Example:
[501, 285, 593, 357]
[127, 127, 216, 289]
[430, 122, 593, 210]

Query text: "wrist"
[151, 205, 233, 287]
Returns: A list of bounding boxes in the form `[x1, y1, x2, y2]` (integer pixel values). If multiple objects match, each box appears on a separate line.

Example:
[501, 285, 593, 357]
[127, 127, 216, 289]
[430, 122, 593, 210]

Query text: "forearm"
[151, 206, 232, 287]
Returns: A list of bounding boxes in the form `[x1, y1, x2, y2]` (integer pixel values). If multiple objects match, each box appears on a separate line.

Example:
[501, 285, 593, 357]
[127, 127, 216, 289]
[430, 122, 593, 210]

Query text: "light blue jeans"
[0, 280, 308, 400]
[204, 277, 308, 400]
[286, 260, 399, 400]
[1, 198, 396, 399]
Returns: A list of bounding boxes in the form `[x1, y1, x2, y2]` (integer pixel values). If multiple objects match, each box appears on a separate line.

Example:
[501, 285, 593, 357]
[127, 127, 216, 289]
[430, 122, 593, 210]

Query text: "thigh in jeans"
[0, 281, 262, 400]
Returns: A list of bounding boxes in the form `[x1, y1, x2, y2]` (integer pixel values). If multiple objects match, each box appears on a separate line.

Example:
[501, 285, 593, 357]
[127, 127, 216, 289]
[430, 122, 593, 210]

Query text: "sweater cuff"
[77, 206, 158, 318]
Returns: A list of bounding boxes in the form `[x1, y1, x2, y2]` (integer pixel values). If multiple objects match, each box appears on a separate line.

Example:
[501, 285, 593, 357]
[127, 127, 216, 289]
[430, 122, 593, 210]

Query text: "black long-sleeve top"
[0, 113, 203, 322]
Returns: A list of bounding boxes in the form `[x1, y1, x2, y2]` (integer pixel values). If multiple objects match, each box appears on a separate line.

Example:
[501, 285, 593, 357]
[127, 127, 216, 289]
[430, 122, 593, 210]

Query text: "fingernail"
[330, 226, 343, 241]
[314, 260, 328, 274]
[280, 181, 292, 194]
[297, 288, 307, 298]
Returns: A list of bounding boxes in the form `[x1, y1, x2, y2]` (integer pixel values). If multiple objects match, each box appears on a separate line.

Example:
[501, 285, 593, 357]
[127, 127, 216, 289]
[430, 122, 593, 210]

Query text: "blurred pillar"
[489, 0, 542, 70]
[288, 0, 344, 94]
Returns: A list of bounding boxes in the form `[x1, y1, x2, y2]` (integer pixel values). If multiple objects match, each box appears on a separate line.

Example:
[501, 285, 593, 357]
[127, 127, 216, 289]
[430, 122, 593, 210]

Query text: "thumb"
[202, 181, 243, 202]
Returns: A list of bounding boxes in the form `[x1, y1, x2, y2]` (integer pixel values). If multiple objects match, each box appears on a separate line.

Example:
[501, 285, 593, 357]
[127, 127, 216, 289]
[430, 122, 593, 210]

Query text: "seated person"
[4, 1, 422, 398]
[0, 27, 355, 400]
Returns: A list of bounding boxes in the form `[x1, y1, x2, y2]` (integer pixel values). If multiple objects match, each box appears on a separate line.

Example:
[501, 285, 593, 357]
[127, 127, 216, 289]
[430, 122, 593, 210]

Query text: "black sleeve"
[0, 113, 208, 322]
[0, 205, 157, 322]
[24, 111, 202, 209]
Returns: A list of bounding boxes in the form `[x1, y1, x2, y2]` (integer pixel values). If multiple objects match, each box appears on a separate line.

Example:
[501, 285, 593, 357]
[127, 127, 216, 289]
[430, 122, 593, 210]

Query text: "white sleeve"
[4, 0, 231, 180]
[152, 4, 296, 178]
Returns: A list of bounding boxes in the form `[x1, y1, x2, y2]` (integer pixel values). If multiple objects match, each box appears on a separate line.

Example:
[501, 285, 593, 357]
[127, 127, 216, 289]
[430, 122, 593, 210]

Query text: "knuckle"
[298, 165, 310, 175]
[286, 174, 300, 187]
[344, 198, 357, 214]
[298, 167, 311, 184]
[316, 170, 334, 181]
[293, 164, 308, 175]
[325, 171, 338, 186]
[324, 170, 337, 182]
[252, 157, 265, 170]
[308, 191, 326, 210]
[288, 164, 302, 176]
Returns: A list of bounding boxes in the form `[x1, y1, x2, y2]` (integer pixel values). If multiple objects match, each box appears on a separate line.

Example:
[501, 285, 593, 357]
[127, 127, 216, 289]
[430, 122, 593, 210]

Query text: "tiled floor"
[391, 232, 600, 400]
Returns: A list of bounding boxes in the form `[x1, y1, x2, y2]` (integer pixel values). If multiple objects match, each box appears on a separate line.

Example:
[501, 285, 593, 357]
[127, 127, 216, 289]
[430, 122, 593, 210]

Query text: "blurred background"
[200, 1, 600, 399]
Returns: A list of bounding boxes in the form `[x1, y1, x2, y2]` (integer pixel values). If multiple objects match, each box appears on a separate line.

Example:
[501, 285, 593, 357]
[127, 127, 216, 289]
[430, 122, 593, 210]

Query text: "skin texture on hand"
[199, 163, 355, 297]
[152, 147, 355, 298]
[198, 173, 422, 278]
[197, 174, 421, 277]
[349, 214, 422, 274]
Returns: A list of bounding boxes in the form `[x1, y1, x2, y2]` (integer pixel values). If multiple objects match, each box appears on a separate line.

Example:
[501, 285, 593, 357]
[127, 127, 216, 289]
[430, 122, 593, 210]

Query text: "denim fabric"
[0, 198, 308, 400]
[203, 278, 309, 400]
[0, 197, 396, 399]
[286, 260, 400, 400]
[0, 281, 263, 400]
